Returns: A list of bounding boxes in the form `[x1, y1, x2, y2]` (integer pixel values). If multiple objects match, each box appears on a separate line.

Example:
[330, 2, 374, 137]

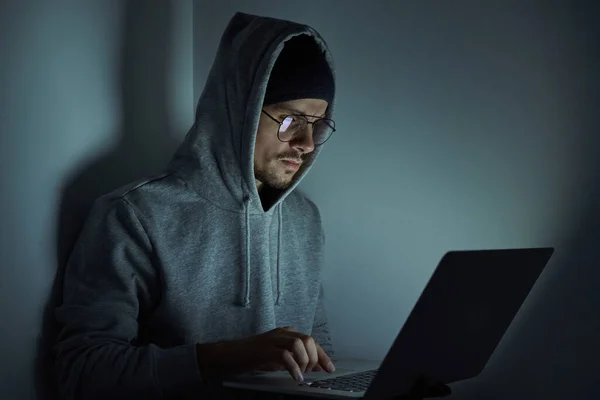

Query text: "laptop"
[224, 247, 554, 399]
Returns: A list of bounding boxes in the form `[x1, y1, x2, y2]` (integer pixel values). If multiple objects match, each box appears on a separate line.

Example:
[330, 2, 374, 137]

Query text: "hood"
[166, 12, 336, 307]
[168, 11, 337, 215]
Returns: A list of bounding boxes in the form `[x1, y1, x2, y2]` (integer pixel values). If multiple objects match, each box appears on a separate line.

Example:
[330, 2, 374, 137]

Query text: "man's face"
[254, 98, 328, 191]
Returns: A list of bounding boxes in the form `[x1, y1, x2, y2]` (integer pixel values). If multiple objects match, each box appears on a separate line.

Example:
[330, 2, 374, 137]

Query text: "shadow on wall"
[35, 1, 181, 398]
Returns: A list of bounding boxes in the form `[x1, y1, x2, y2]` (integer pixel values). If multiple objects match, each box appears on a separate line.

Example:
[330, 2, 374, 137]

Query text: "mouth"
[280, 159, 302, 171]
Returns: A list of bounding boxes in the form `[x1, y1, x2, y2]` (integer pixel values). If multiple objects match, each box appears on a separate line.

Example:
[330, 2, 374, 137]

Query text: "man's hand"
[196, 326, 335, 383]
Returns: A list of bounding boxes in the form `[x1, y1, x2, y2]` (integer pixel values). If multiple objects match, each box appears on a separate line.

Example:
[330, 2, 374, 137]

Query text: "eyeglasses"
[261, 110, 336, 146]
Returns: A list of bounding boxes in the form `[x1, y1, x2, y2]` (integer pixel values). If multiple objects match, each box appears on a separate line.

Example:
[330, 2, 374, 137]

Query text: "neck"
[255, 180, 271, 211]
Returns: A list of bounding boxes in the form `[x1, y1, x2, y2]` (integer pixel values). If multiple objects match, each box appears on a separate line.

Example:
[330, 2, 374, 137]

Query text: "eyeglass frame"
[261, 109, 336, 146]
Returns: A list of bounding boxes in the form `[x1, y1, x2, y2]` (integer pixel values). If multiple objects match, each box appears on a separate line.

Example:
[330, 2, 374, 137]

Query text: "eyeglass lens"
[278, 115, 334, 144]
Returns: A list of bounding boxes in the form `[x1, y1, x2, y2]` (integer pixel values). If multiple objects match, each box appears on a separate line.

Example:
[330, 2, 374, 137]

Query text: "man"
[54, 12, 338, 399]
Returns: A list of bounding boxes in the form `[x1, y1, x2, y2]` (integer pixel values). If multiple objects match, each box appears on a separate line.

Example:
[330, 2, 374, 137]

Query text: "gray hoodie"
[54, 11, 337, 400]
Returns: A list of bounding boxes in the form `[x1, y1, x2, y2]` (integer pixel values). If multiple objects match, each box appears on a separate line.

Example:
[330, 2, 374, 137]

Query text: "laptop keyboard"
[299, 369, 378, 392]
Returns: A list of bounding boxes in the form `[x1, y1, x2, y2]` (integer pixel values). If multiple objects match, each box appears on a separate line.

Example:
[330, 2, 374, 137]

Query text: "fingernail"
[296, 369, 304, 382]
[327, 362, 335, 372]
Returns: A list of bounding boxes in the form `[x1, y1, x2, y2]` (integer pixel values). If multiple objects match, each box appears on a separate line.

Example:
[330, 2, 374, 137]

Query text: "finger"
[287, 336, 311, 373]
[316, 344, 335, 373]
[274, 331, 313, 373]
[309, 364, 324, 372]
[278, 349, 304, 382]
[302, 336, 319, 373]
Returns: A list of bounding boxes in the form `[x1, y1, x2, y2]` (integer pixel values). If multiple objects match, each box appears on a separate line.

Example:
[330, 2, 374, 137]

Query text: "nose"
[290, 125, 316, 154]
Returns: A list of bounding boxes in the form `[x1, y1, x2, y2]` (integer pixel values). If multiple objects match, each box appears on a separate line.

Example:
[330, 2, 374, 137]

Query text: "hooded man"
[54, 11, 338, 399]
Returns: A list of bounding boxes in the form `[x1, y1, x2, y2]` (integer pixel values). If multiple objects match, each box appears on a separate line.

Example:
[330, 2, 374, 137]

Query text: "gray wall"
[0, 1, 193, 398]
[197, 1, 599, 399]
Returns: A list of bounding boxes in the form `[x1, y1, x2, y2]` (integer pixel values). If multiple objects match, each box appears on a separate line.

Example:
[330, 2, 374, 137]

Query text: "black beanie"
[263, 34, 334, 106]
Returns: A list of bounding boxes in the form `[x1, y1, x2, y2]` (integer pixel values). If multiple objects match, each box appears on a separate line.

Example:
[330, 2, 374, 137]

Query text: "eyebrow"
[275, 104, 327, 118]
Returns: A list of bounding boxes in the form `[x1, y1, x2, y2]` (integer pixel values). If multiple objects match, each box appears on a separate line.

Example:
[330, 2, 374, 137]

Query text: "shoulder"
[92, 172, 190, 217]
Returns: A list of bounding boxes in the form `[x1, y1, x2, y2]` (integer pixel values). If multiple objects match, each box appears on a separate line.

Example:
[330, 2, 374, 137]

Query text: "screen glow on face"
[280, 116, 294, 132]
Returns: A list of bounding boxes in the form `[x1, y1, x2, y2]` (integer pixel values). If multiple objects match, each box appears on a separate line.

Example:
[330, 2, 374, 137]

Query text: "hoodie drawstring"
[275, 204, 283, 305]
[242, 196, 251, 307]
[240, 197, 283, 307]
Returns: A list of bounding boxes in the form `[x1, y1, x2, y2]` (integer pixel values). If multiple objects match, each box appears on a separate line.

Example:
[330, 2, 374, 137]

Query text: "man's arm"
[311, 284, 335, 360]
[54, 198, 203, 400]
